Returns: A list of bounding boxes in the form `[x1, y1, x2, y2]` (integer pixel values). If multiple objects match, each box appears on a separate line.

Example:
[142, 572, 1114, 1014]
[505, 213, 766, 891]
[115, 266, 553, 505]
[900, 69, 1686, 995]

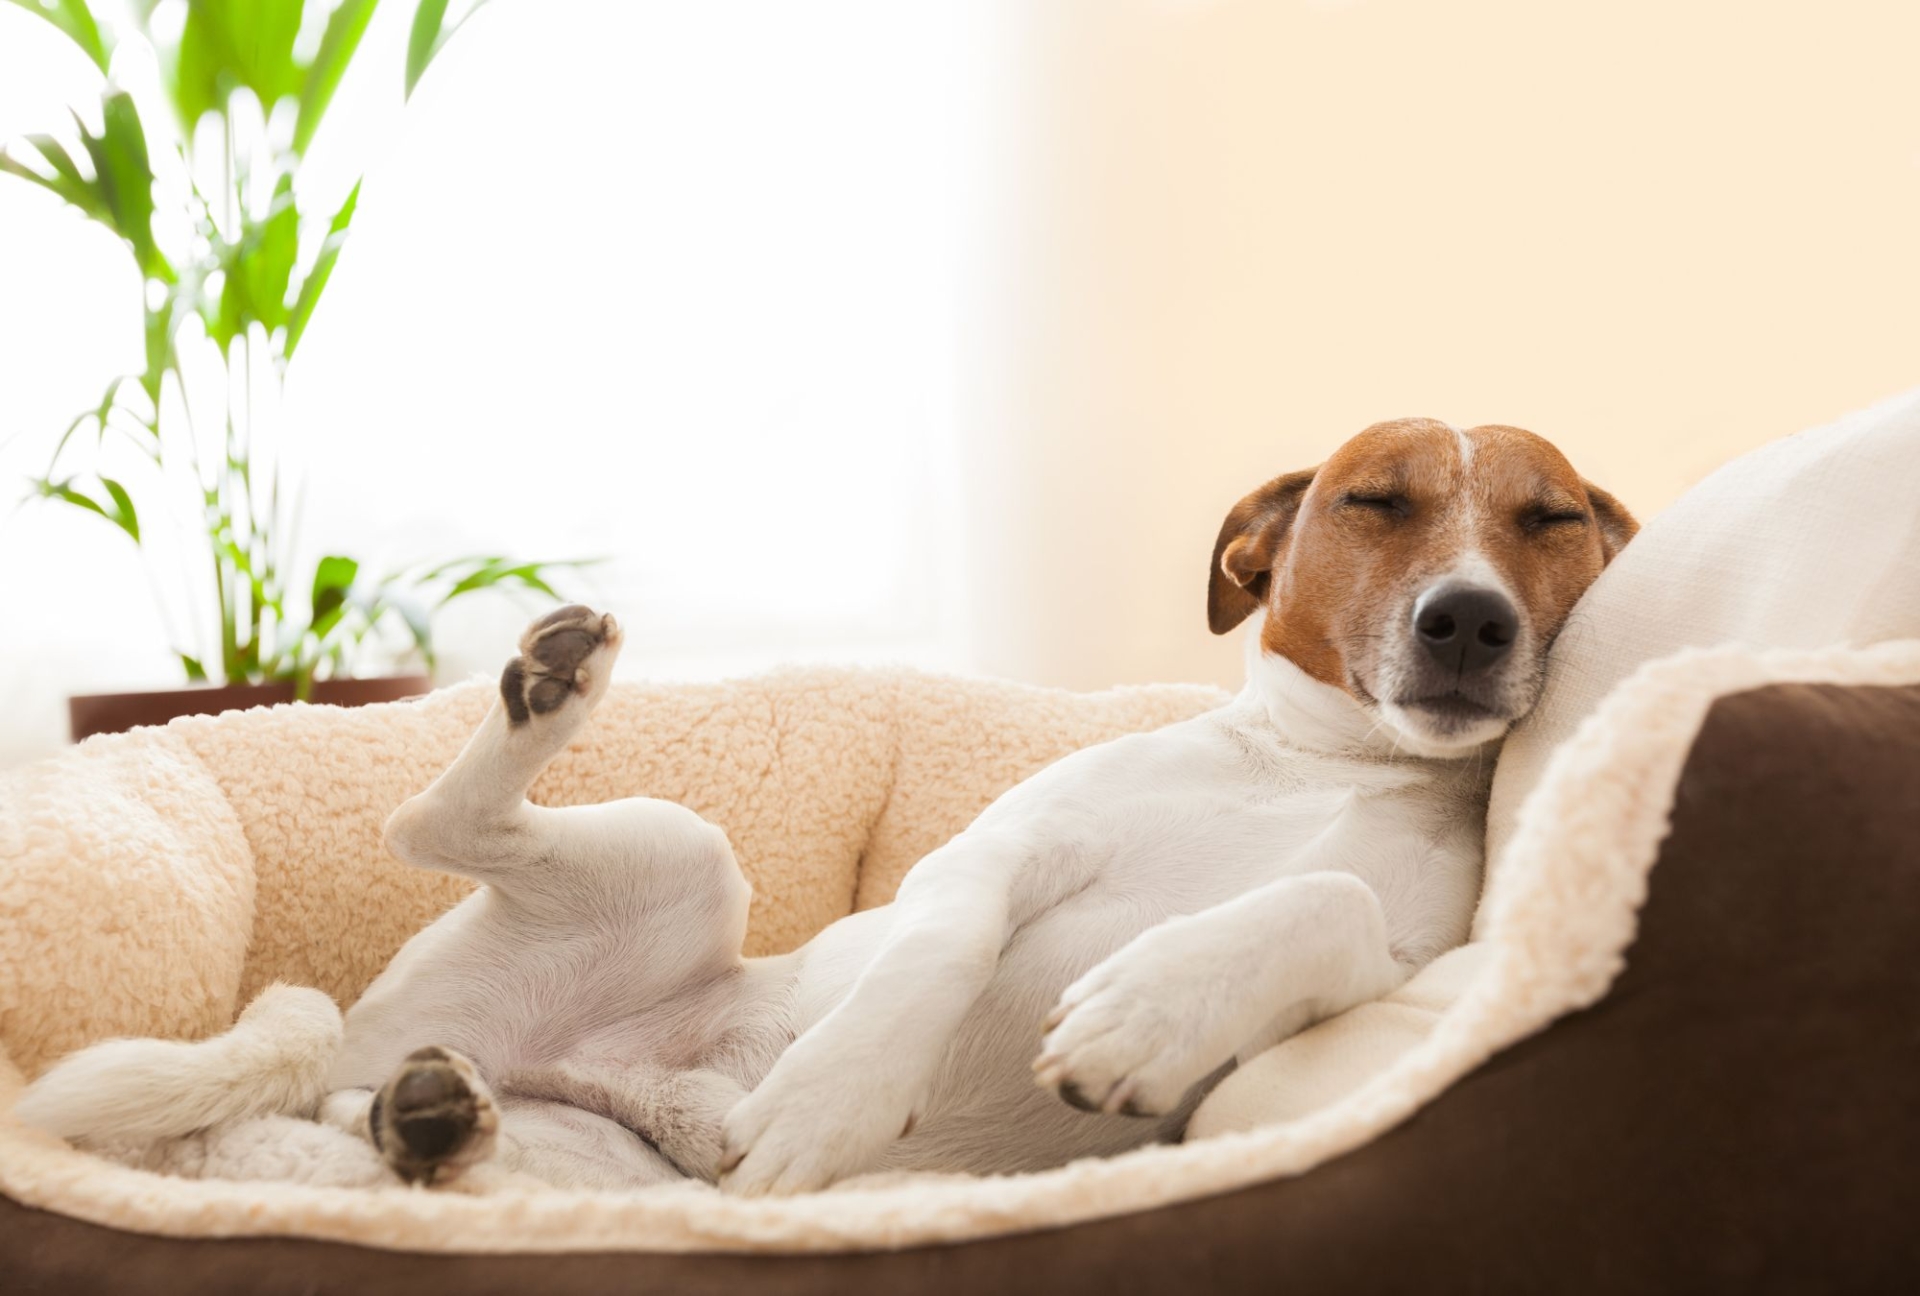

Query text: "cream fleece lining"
[3, 643, 1914, 1254]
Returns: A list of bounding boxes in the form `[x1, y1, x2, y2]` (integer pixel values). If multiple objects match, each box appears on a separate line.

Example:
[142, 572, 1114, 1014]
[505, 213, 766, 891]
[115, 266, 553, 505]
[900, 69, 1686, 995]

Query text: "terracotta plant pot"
[68, 675, 433, 742]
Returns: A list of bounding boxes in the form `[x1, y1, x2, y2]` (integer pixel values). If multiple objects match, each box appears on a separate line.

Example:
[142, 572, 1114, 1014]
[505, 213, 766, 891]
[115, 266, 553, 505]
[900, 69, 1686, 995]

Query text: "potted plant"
[2, 0, 580, 740]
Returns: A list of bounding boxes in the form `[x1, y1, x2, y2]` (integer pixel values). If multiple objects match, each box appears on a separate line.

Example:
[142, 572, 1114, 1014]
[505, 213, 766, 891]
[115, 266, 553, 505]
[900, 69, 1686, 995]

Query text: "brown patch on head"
[1447, 424, 1636, 647]
[1208, 418, 1637, 748]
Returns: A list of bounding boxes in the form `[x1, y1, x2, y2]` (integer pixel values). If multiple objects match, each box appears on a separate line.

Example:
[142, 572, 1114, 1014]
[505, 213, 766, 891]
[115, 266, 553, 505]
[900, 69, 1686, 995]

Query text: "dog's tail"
[15, 983, 342, 1145]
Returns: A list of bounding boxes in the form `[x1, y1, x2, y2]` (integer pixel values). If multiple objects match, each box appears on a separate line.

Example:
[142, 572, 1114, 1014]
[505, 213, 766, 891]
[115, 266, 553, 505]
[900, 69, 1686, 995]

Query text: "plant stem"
[168, 354, 215, 674]
[243, 324, 260, 677]
[219, 114, 240, 682]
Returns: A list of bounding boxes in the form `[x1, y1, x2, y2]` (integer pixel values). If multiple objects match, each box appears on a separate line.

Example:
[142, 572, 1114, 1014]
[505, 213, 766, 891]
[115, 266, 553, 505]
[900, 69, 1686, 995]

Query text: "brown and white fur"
[19, 418, 1634, 1196]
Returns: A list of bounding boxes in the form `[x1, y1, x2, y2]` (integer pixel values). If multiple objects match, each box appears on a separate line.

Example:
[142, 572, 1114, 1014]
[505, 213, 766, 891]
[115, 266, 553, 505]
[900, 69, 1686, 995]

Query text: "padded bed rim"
[2, 643, 1918, 1263]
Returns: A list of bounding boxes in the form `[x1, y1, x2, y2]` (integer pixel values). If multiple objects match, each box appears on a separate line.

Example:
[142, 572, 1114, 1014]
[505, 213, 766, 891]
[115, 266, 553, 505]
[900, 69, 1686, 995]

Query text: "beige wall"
[960, 0, 1920, 692]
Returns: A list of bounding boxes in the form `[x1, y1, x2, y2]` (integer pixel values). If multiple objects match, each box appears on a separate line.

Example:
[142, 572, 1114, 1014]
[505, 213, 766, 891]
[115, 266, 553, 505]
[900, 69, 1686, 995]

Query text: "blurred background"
[3, 0, 1918, 767]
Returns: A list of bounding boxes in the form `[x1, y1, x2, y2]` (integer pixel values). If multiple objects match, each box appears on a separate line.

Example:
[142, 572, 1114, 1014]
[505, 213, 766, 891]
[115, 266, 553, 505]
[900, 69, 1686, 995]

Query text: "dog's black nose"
[1413, 585, 1518, 674]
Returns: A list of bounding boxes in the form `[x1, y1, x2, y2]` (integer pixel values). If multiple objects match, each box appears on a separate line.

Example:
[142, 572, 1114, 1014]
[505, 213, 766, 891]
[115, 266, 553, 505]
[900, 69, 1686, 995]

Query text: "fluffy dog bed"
[4, 393, 1919, 1292]
[4, 641, 1919, 1283]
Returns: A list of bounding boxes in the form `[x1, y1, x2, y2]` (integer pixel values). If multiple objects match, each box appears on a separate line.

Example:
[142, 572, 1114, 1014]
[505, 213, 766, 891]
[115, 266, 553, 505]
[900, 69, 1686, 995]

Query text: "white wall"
[6, 0, 1918, 768]
[0, 0, 985, 765]
[963, 0, 1920, 692]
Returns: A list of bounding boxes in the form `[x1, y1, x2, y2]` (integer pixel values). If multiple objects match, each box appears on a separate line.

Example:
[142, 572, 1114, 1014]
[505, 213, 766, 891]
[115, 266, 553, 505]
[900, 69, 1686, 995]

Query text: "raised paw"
[370, 1045, 500, 1185]
[499, 604, 622, 726]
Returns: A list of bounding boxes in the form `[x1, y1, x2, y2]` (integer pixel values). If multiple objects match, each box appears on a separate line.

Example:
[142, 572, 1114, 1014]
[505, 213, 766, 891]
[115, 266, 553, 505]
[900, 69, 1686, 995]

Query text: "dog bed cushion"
[4, 639, 1919, 1258]
[12, 676, 1917, 1293]
[1488, 385, 1920, 869]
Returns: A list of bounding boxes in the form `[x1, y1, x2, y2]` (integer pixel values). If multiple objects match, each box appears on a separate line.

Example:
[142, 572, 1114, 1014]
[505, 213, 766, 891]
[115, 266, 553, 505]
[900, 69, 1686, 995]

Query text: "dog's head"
[1209, 418, 1636, 756]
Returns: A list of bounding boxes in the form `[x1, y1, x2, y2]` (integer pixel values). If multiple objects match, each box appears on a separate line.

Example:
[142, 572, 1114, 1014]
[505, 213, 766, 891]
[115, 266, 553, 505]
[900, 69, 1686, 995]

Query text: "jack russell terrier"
[21, 418, 1635, 1196]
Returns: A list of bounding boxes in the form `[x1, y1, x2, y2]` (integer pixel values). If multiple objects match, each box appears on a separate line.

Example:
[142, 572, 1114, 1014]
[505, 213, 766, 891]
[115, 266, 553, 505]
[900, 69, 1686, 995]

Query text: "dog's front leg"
[1034, 872, 1407, 1117]
[717, 833, 1024, 1195]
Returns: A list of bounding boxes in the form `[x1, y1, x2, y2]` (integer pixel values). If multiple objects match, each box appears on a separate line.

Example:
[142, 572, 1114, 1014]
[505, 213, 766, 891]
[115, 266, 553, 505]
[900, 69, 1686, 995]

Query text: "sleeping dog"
[21, 418, 1634, 1195]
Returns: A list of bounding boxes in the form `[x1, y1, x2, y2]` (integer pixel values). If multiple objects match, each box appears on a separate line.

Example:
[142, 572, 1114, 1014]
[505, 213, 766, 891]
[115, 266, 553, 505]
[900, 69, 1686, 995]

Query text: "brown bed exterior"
[5, 681, 1917, 1295]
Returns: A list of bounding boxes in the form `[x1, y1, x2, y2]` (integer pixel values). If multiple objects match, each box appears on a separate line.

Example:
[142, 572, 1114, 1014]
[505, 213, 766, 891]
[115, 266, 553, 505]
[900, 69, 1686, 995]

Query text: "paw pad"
[371, 1046, 497, 1185]
[498, 605, 619, 726]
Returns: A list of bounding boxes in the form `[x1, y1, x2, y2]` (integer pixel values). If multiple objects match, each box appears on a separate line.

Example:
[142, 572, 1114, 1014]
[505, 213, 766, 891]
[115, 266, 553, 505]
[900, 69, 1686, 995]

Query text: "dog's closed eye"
[1518, 503, 1588, 533]
[1341, 491, 1411, 518]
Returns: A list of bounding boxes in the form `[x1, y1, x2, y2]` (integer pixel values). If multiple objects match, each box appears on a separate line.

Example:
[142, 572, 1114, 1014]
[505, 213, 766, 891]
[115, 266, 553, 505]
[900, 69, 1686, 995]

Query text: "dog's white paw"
[716, 1032, 912, 1196]
[499, 604, 622, 727]
[1032, 921, 1234, 1118]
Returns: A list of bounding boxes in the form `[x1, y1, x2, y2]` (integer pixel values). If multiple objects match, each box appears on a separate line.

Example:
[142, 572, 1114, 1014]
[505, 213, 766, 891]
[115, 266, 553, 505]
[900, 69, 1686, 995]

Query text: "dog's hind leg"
[337, 1044, 503, 1186]
[381, 603, 623, 889]
[380, 605, 748, 940]
[490, 1096, 689, 1189]
[499, 1060, 747, 1182]
[327, 1052, 690, 1190]
[341, 604, 756, 1100]
[381, 603, 752, 964]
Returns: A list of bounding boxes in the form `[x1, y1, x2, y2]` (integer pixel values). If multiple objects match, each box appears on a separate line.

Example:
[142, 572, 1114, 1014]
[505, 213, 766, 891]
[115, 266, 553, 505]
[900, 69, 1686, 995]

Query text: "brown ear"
[1583, 481, 1638, 564]
[1208, 469, 1316, 635]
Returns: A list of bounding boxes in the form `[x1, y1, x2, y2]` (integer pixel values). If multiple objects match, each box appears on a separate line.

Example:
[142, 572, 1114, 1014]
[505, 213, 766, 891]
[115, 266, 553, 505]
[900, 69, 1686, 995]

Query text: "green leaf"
[35, 477, 108, 519]
[169, 0, 307, 134]
[0, 137, 105, 220]
[415, 553, 502, 582]
[212, 173, 300, 348]
[2, 0, 113, 74]
[42, 375, 127, 478]
[284, 178, 358, 358]
[93, 373, 129, 430]
[406, 0, 489, 99]
[214, 532, 253, 576]
[179, 653, 209, 682]
[405, 0, 450, 98]
[48, 408, 96, 466]
[309, 553, 359, 638]
[98, 475, 139, 541]
[21, 133, 99, 211]
[3, 96, 171, 282]
[143, 293, 179, 406]
[256, 177, 301, 326]
[71, 90, 172, 282]
[0, 149, 65, 203]
[439, 556, 506, 601]
[497, 564, 560, 599]
[33, 475, 141, 549]
[438, 558, 583, 604]
[293, 0, 379, 155]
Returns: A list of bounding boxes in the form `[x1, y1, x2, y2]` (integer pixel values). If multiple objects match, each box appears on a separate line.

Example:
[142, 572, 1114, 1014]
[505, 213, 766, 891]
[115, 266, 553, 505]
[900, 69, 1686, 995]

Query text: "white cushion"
[1188, 943, 1489, 1138]
[1484, 387, 1920, 889]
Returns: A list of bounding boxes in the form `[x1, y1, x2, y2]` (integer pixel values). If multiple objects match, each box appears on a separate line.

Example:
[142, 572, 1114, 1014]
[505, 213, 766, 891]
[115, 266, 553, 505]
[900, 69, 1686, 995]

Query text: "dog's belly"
[333, 889, 711, 1091]
[881, 894, 1202, 1173]
[801, 821, 1320, 1174]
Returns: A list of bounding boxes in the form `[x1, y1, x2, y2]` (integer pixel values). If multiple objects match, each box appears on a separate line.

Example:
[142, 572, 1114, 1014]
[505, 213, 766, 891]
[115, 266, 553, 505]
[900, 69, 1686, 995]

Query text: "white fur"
[1452, 422, 1475, 467]
[1372, 546, 1530, 757]
[20, 618, 1490, 1196]
[15, 984, 340, 1142]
